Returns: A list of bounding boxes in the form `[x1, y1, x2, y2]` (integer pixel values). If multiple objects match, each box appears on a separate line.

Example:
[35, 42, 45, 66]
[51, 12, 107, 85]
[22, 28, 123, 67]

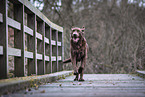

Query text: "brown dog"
[63, 27, 88, 81]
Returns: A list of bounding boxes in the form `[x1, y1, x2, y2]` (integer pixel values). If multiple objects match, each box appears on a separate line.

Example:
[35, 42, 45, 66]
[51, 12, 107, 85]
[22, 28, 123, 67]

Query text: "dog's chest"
[72, 44, 85, 61]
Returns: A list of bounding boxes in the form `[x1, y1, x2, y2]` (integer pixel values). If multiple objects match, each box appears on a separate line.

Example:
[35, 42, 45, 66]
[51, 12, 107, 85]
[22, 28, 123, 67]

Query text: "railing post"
[56, 31, 58, 71]
[50, 28, 52, 73]
[14, 3, 25, 77]
[62, 30, 64, 70]
[0, 0, 8, 79]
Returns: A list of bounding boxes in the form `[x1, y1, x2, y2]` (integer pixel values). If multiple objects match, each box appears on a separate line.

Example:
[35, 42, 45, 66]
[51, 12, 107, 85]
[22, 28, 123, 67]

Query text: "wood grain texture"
[4, 74, 145, 97]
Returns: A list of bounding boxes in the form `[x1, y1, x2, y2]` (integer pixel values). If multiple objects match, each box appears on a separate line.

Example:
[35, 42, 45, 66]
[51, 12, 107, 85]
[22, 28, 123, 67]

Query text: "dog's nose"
[73, 34, 77, 38]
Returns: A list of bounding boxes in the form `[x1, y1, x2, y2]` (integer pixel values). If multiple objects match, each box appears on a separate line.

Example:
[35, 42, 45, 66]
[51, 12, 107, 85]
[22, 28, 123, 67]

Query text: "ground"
[3, 74, 145, 97]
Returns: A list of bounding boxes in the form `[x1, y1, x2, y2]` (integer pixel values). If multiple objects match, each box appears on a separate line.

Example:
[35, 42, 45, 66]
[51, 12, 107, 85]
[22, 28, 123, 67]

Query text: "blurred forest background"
[9, 0, 145, 74]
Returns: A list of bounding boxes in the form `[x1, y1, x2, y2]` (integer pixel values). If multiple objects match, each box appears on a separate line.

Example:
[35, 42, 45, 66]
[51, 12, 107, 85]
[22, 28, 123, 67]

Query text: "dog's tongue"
[73, 38, 79, 43]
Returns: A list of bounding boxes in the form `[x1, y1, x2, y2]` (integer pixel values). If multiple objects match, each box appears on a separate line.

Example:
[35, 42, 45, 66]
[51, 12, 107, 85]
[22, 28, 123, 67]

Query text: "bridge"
[0, 0, 145, 97]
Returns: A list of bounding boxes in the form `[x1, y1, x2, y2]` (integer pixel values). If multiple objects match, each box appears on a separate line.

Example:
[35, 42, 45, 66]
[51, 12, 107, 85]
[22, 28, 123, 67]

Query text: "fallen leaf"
[59, 84, 62, 87]
[132, 78, 135, 80]
[79, 83, 82, 85]
[28, 88, 31, 91]
[73, 83, 76, 85]
[40, 90, 45, 93]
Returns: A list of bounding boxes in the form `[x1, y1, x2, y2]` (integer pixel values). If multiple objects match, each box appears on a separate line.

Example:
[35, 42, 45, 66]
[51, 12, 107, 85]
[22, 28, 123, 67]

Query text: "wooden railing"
[0, 0, 63, 79]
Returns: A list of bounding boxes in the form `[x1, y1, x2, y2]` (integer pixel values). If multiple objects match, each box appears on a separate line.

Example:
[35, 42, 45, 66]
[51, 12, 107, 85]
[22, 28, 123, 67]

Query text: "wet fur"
[63, 27, 88, 81]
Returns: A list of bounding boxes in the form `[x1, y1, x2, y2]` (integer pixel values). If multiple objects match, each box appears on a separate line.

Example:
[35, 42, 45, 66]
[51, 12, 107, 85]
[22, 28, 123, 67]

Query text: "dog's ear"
[71, 27, 74, 34]
[81, 26, 85, 34]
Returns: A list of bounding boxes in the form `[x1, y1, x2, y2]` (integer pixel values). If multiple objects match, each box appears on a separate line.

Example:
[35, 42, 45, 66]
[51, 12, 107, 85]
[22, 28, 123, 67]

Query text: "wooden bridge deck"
[3, 74, 145, 97]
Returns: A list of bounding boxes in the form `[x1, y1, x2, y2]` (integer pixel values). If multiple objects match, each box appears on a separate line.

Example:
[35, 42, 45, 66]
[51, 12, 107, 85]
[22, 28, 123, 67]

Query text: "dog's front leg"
[72, 56, 79, 81]
[72, 56, 78, 74]
[79, 58, 86, 81]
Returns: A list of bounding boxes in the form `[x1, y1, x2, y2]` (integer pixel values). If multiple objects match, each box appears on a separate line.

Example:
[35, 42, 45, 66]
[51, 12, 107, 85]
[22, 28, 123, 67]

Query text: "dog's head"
[71, 27, 85, 43]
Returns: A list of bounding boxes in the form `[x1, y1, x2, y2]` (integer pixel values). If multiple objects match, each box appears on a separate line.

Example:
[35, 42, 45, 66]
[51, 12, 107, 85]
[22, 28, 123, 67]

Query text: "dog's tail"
[63, 58, 71, 63]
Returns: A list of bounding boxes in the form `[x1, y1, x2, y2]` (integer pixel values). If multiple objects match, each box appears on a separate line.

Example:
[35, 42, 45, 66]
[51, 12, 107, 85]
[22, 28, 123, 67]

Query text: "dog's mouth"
[72, 32, 80, 43]
[73, 38, 79, 43]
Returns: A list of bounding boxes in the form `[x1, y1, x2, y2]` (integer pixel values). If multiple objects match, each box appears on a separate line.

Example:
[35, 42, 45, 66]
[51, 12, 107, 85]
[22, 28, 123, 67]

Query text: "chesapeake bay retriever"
[63, 27, 88, 81]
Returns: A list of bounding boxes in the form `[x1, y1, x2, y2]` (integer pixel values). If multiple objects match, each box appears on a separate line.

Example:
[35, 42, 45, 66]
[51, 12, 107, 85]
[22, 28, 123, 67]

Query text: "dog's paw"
[79, 78, 85, 81]
[74, 78, 78, 81]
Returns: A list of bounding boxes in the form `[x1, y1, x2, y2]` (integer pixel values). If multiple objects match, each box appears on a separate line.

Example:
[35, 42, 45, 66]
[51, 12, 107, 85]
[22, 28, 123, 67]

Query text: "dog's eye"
[72, 30, 75, 32]
[77, 30, 80, 32]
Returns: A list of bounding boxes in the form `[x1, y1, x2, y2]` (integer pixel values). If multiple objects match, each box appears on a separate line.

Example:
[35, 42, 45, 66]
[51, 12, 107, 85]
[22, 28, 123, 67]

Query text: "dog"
[63, 26, 88, 81]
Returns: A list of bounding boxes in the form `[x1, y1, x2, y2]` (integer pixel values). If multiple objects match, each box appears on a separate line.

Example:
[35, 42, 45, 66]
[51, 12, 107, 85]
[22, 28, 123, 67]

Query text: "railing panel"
[0, 0, 63, 79]
[45, 25, 50, 74]
[27, 13, 37, 75]
[13, 3, 25, 77]
[37, 19, 45, 75]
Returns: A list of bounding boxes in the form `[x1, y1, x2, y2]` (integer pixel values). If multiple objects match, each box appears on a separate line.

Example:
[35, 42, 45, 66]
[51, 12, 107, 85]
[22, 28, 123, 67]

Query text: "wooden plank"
[51, 56, 56, 61]
[44, 37, 49, 44]
[136, 70, 145, 75]
[45, 55, 49, 61]
[25, 51, 33, 58]
[57, 41, 61, 46]
[58, 56, 62, 61]
[18, 0, 63, 32]
[7, 17, 21, 30]
[2, 74, 145, 97]
[24, 25, 33, 36]
[0, 46, 3, 55]
[0, 13, 3, 23]
[51, 23, 63, 33]
[0, 0, 8, 79]
[136, 70, 145, 78]
[8, 47, 21, 57]
[36, 32, 42, 40]
[36, 53, 42, 60]
[51, 40, 56, 45]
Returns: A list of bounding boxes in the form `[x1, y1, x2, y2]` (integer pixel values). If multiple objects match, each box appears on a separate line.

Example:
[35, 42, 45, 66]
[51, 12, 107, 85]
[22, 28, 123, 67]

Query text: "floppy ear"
[71, 28, 74, 31]
[71, 27, 74, 34]
[81, 26, 85, 34]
